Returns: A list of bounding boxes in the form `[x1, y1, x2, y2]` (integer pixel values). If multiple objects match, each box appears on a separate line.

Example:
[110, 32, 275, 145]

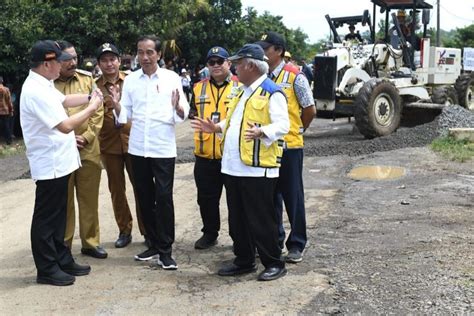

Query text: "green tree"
[443, 24, 474, 48]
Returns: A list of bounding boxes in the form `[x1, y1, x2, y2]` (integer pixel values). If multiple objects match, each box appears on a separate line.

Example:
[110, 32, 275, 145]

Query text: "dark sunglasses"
[207, 59, 225, 66]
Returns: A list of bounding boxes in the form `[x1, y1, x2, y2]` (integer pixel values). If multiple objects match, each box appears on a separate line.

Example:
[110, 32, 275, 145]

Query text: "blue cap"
[228, 44, 267, 61]
[206, 46, 229, 61]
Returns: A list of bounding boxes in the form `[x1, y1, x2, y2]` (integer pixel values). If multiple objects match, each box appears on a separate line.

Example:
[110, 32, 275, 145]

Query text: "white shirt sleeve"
[260, 91, 289, 147]
[116, 77, 132, 124]
[173, 76, 190, 123]
[31, 94, 68, 130]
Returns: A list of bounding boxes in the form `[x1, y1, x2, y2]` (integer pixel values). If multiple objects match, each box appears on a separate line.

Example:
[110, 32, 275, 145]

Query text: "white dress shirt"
[118, 67, 190, 158]
[220, 74, 289, 178]
[20, 70, 81, 180]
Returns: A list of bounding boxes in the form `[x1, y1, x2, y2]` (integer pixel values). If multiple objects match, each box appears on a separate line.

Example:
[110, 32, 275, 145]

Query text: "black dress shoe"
[81, 246, 108, 259]
[61, 261, 91, 276]
[257, 266, 287, 281]
[37, 270, 75, 286]
[115, 233, 132, 248]
[218, 263, 257, 276]
[194, 234, 217, 250]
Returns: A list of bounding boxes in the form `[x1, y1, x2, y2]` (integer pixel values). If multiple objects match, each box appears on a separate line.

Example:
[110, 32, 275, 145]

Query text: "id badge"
[210, 112, 221, 124]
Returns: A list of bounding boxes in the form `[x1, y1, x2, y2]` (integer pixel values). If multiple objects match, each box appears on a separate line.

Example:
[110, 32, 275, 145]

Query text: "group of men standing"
[21, 30, 315, 286]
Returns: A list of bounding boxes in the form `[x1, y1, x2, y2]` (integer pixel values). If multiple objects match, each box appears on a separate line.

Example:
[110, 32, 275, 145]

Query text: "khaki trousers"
[65, 160, 102, 249]
[102, 153, 145, 236]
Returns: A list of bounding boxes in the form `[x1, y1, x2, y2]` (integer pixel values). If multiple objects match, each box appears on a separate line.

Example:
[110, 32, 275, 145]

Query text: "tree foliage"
[0, 0, 316, 86]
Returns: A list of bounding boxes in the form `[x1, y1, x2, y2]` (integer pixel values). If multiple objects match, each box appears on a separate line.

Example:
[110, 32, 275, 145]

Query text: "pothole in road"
[348, 165, 406, 180]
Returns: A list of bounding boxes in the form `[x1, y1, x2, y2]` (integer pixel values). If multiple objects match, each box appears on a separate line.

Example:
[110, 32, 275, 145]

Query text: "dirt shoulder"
[0, 121, 472, 314]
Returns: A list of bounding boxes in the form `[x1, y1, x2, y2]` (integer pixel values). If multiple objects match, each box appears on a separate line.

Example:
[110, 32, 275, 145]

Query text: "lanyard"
[210, 81, 228, 111]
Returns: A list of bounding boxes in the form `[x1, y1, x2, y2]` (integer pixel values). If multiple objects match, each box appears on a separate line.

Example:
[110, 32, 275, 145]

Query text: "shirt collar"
[98, 71, 126, 86]
[29, 70, 55, 88]
[210, 73, 233, 87]
[139, 66, 160, 79]
[271, 60, 286, 79]
[244, 74, 267, 93]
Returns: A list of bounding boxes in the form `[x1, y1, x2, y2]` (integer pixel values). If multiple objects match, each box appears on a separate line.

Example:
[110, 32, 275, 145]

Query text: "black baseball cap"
[255, 31, 286, 49]
[30, 40, 73, 62]
[228, 44, 267, 61]
[96, 43, 120, 60]
[206, 46, 229, 61]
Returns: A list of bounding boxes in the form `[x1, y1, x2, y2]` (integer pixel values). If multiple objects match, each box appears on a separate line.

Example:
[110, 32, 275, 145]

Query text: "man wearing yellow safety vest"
[191, 44, 289, 281]
[188, 46, 240, 250]
[256, 32, 316, 263]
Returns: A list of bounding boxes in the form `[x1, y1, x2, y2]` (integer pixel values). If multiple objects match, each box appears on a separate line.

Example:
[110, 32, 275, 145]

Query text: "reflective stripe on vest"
[274, 65, 304, 148]
[193, 77, 240, 159]
[223, 80, 284, 168]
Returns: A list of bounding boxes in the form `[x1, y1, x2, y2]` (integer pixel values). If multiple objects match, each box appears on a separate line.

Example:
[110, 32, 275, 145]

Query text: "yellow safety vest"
[273, 64, 304, 148]
[223, 78, 284, 168]
[193, 76, 240, 159]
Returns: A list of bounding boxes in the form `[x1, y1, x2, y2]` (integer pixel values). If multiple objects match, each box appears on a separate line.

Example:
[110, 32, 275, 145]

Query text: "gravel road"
[0, 106, 472, 314]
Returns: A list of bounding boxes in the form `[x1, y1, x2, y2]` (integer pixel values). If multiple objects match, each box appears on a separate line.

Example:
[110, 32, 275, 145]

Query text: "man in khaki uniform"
[95, 43, 145, 248]
[54, 40, 107, 259]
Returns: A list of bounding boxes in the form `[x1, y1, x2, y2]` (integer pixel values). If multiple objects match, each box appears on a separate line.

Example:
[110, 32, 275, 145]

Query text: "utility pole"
[436, 0, 440, 46]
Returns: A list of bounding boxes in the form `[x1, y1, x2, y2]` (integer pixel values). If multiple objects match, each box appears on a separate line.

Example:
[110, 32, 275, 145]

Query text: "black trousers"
[31, 174, 74, 275]
[224, 175, 284, 269]
[194, 156, 223, 238]
[131, 155, 175, 255]
[0, 115, 13, 144]
[275, 148, 307, 252]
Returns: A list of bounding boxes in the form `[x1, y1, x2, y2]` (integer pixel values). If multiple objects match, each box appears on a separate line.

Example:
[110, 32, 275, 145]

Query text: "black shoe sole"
[115, 238, 132, 248]
[62, 268, 91, 276]
[194, 239, 218, 250]
[257, 268, 288, 281]
[37, 276, 75, 286]
[81, 248, 108, 259]
[218, 266, 257, 276]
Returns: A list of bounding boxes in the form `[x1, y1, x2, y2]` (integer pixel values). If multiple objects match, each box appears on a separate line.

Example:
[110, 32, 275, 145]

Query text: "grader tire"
[431, 85, 458, 106]
[354, 79, 402, 139]
[454, 74, 474, 110]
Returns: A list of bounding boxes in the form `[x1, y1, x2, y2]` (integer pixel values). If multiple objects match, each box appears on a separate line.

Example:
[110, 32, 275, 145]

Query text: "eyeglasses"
[207, 59, 225, 66]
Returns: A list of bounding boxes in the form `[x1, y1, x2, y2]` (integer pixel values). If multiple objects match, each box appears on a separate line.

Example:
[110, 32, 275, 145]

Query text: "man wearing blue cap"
[256, 31, 316, 264]
[189, 46, 240, 249]
[191, 44, 289, 281]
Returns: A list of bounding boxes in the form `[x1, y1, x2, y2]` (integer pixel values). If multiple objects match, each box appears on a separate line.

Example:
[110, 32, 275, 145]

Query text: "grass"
[0, 140, 26, 158]
[430, 136, 474, 162]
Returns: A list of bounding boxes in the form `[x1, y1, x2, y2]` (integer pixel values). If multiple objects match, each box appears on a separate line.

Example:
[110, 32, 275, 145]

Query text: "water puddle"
[348, 165, 406, 180]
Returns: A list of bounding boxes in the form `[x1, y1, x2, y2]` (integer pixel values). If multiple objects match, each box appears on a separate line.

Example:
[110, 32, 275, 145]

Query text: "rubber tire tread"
[354, 79, 402, 139]
[431, 85, 458, 105]
[454, 74, 473, 109]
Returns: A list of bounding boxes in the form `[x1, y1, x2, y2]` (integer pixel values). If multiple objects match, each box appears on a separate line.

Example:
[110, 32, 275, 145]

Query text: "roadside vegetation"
[431, 137, 474, 162]
[0, 140, 25, 158]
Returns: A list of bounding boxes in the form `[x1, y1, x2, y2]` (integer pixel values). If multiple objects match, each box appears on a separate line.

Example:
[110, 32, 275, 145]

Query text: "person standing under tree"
[95, 42, 146, 249]
[20, 40, 103, 286]
[188, 46, 240, 250]
[113, 35, 189, 270]
[54, 40, 107, 259]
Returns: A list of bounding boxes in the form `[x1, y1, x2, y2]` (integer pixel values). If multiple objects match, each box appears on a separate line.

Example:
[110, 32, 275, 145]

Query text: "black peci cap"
[96, 43, 120, 60]
[31, 40, 73, 62]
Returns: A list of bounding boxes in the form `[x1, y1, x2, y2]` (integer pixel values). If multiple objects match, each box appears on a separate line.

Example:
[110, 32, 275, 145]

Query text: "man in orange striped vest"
[189, 46, 240, 249]
[256, 32, 316, 263]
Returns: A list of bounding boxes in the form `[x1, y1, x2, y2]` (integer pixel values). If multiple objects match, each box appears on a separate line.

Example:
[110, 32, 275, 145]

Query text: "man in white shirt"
[20, 40, 103, 286]
[191, 44, 289, 281]
[114, 35, 189, 270]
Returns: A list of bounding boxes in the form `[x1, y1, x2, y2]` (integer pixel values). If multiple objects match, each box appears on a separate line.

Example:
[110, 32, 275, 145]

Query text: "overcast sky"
[240, 0, 474, 43]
